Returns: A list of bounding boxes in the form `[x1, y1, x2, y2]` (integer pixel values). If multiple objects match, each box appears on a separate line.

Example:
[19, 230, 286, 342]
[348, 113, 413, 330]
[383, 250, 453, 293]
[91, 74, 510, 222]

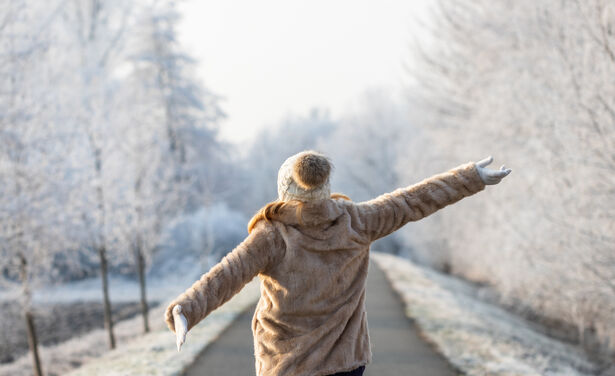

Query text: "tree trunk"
[98, 246, 115, 349]
[136, 244, 149, 333]
[24, 311, 43, 376]
[133, 177, 149, 333]
[19, 255, 43, 376]
[89, 135, 115, 349]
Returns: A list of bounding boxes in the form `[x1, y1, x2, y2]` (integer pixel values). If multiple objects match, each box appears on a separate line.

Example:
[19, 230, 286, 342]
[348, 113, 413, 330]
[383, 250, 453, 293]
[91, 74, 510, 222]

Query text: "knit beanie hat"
[277, 150, 332, 202]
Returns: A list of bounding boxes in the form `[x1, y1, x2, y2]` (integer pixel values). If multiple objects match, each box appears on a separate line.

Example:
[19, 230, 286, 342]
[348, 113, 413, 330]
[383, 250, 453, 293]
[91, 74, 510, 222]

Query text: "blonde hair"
[247, 193, 351, 233]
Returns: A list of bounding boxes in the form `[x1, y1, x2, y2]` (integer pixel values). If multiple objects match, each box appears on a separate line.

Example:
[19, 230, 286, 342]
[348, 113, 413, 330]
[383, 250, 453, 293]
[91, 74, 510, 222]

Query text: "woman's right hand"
[172, 305, 188, 351]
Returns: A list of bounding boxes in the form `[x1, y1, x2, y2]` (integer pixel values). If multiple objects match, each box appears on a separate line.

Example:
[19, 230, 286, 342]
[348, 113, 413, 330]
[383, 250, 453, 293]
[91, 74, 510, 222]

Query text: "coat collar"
[274, 198, 347, 226]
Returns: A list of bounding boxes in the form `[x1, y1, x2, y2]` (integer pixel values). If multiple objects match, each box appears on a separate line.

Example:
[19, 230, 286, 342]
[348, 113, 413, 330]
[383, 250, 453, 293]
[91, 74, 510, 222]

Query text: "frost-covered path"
[184, 261, 455, 376]
[17, 253, 599, 376]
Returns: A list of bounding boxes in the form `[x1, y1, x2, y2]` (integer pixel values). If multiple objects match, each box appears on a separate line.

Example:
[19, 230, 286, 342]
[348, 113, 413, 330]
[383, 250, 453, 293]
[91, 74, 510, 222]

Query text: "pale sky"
[177, 0, 433, 144]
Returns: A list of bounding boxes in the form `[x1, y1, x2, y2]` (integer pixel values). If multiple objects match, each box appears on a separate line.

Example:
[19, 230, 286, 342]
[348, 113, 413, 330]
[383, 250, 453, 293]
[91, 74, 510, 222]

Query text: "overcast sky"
[177, 0, 433, 144]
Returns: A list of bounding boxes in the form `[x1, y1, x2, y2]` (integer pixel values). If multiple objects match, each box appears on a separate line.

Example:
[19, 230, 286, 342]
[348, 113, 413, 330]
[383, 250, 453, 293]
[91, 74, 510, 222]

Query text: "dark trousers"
[328, 366, 365, 376]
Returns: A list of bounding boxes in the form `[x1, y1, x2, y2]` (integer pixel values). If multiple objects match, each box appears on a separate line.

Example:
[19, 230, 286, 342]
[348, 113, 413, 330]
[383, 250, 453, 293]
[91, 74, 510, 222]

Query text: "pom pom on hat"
[277, 150, 332, 202]
[292, 152, 332, 190]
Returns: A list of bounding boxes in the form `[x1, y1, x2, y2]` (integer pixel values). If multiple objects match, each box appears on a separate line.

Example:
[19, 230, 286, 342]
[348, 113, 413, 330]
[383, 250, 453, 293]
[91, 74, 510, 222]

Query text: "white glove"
[475, 156, 511, 185]
[172, 305, 188, 351]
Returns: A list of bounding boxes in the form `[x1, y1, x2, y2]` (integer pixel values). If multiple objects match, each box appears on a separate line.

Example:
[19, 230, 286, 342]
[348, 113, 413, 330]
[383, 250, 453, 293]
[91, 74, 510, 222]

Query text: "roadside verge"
[66, 279, 260, 376]
[371, 252, 600, 376]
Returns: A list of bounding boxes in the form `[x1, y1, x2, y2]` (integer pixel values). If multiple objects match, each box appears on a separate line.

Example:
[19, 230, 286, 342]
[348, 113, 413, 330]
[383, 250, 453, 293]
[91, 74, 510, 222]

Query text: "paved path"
[184, 261, 455, 376]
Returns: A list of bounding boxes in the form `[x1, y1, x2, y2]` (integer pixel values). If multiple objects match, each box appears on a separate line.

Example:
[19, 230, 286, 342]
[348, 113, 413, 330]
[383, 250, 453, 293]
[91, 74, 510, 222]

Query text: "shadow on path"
[184, 260, 456, 375]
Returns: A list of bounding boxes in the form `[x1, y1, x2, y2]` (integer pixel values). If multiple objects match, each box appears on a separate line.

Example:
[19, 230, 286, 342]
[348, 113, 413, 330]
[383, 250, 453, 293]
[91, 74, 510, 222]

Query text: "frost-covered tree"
[137, 0, 224, 178]
[61, 0, 136, 349]
[0, 1, 76, 374]
[408, 0, 615, 360]
[0, 0, 227, 369]
[111, 61, 179, 334]
[110, 0, 225, 332]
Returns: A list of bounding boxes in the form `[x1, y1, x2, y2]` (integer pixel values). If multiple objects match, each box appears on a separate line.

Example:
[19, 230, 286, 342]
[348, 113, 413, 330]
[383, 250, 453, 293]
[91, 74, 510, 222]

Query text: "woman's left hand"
[475, 156, 511, 185]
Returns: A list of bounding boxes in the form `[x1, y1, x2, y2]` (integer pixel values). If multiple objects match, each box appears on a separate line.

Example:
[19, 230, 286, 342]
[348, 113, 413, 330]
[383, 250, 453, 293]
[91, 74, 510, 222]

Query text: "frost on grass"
[65, 279, 260, 376]
[0, 301, 148, 364]
[372, 252, 604, 376]
[0, 271, 259, 376]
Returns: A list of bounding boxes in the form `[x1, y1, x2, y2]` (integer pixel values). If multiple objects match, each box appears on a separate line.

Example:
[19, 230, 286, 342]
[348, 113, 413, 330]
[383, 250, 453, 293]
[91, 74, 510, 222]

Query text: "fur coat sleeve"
[355, 162, 485, 241]
[164, 221, 285, 333]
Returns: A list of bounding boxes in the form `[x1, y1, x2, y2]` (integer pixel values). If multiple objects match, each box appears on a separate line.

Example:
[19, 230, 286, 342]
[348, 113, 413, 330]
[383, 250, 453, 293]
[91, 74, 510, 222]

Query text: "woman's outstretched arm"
[164, 220, 285, 349]
[354, 156, 510, 242]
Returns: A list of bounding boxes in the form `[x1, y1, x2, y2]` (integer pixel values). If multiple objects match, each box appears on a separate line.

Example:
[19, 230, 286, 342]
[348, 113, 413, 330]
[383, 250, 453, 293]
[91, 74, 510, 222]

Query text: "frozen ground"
[66, 279, 260, 376]
[372, 252, 614, 376]
[0, 301, 147, 364]
[0, 257, 209, 376]
[4, 252, 614, 376]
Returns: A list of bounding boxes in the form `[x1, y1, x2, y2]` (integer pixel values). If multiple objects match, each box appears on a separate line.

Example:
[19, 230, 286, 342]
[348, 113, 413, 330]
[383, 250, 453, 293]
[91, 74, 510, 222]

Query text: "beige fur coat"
[165, 162, 485, 376]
